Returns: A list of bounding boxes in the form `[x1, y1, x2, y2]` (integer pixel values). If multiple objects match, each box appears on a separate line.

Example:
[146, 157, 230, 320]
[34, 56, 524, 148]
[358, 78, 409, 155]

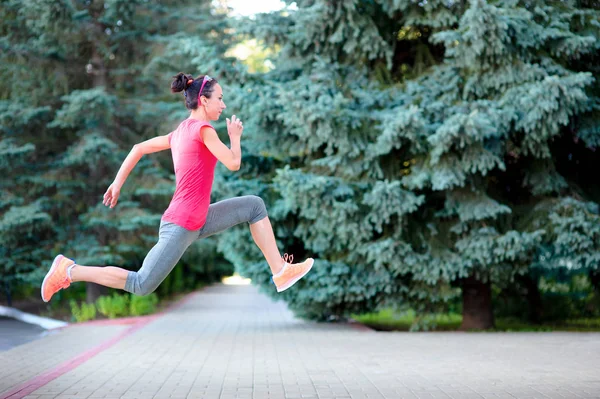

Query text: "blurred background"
[1, 0, 599, 333]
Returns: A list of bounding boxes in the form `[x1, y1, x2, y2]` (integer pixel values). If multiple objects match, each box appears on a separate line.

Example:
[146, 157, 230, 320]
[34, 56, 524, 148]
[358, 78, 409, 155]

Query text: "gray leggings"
[124, 195, 268, 296]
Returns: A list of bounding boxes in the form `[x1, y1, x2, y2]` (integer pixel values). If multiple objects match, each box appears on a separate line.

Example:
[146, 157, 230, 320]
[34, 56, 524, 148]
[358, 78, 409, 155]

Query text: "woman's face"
[201, 83, 226, 121]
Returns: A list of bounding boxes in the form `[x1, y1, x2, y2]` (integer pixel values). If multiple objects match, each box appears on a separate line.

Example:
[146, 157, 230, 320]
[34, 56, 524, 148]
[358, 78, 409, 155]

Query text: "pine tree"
[219, 0, 600, 328]
[0, 0, 238, 303]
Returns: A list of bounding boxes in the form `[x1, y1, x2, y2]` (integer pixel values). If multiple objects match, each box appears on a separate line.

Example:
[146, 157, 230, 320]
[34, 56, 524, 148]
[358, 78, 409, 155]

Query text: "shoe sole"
[41, 254, 64, 303]
[276, 258, 314, 293]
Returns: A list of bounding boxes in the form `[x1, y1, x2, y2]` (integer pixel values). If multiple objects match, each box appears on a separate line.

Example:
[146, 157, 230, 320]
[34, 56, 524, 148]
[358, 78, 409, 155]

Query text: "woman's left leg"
[197, 195, 283, 275]
[199, 195, 314, 292]
[249, 216, 284, 275]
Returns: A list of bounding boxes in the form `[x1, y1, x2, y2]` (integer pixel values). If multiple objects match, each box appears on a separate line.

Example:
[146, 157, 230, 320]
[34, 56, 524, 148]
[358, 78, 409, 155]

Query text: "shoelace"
[272, 253, 298, 285]
[284, 253, 307, 274]
[282, 253, 294, 266]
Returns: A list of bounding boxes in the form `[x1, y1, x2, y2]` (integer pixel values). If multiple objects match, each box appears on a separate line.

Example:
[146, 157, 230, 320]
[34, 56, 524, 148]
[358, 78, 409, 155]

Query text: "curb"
[0, 306, 68, 330]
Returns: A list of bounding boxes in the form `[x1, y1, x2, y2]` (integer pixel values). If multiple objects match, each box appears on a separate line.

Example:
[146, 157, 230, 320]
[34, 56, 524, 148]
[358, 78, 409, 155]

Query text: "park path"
[1, 283, 599, 399]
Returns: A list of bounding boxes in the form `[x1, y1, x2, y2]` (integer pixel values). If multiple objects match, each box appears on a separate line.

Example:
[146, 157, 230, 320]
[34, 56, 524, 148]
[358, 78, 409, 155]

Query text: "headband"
[197, 75, 213, 105]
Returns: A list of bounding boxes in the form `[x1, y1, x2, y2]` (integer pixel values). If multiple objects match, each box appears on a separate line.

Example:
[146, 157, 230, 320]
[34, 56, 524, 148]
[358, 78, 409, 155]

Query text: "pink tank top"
[162, 118, 218, 230]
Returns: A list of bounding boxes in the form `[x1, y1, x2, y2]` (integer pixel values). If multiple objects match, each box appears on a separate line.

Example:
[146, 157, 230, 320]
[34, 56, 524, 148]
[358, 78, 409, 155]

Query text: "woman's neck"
[189, 109, 209, 122]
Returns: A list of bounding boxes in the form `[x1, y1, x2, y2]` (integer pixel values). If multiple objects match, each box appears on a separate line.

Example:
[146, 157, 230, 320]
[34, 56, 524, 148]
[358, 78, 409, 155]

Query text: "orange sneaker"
[41, 254, 74, 302]
[272, 254, 314, 293]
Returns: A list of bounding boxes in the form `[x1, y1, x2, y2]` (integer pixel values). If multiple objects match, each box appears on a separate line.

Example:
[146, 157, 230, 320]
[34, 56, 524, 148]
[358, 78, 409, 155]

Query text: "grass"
[494, 317, 600, 332]
[352, 308, 600, 332]
[351, 309, 462, 332]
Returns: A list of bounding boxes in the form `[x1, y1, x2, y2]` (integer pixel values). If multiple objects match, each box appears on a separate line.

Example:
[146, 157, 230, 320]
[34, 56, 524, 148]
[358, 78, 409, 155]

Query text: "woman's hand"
[103, 183, 121, 209]
[227, 115, 243, 140]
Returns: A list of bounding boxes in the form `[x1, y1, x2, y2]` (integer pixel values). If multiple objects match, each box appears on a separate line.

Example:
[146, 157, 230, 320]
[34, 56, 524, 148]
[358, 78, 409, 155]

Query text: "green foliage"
[129, 293, 159, 316]
[69, 300, 97, 323]
[354, 307, 600, 332]
[96, 293, 130, 319]
[352, 308, 462, 332]
[539, 197, 600, 271]
[69, 292, 159, 320]
[351, 308, 439, 331]
[222, 0, 600, 326]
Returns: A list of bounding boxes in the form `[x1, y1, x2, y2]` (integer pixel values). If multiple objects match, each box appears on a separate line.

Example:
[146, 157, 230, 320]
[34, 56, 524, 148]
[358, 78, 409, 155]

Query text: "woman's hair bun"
[171, 72, 194, 93]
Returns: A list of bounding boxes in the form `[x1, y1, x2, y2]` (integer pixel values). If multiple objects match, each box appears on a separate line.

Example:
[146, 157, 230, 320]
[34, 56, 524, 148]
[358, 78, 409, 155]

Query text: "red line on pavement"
[0, 291, 199, 399]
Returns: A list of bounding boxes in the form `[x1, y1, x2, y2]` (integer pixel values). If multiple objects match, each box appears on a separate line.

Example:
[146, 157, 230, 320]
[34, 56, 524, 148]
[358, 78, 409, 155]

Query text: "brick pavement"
[1, 284, 599, 399]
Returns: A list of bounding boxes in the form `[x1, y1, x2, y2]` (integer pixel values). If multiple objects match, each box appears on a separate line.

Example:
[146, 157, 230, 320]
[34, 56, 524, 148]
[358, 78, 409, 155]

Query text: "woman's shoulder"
[187, 118, 213, 129]
[177, 119, 215, 144]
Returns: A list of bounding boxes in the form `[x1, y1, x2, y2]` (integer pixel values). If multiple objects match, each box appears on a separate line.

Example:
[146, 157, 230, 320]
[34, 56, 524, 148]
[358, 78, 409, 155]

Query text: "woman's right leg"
[68, 221, 196, 296]
[71, 266, 129, 289]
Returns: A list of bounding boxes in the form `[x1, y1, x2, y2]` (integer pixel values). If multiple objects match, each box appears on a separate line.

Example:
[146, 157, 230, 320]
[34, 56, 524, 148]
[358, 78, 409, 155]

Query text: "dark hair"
[170, 72, 218, 110]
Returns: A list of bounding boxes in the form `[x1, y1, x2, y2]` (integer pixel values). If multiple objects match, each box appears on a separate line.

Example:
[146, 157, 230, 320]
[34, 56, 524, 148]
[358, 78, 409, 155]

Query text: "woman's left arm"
[104, 134, 171, 208]
[134, 134, 171, 155]
[114, 134, 171, 186]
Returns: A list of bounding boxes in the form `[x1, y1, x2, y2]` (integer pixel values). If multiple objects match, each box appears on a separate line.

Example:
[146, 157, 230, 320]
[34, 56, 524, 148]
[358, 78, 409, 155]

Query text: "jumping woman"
[41, 73, 314, 302]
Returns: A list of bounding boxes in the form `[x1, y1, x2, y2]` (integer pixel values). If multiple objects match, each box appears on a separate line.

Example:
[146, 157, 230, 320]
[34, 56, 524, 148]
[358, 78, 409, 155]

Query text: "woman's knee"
[248, 195, 268, 223]
[137, 284, 158, 296]
[126, 272, 158, 296]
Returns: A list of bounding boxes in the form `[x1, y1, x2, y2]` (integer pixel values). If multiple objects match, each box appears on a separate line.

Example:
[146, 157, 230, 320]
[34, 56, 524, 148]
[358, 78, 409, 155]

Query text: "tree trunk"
[519, 273, 544, 324]
[590, 270, 600, 293]
[461, 274, 495, 330]
[4, 280, 12, 307]
[589, 270, 600, 314]
[86, 282, 108, 304]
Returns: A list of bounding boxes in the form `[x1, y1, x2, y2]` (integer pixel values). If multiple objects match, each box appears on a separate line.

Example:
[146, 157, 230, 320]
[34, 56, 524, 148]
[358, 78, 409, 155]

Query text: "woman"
[41, 73, 314, 302]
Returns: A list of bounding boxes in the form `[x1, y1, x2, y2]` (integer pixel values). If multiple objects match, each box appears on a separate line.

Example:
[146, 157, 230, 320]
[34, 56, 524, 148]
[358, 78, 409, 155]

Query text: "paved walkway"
[1, 284, 600, 399]
[0, 316, 49, 352]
